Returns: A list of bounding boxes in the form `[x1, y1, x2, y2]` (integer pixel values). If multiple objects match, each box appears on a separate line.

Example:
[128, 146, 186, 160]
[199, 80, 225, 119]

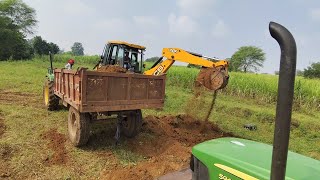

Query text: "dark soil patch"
[0, 144, 14, 178]
[0, 144, 14, 161]
[0, 115, 5, 138]
[41, 129, 68, 166]
[102, 114, 233, 180]
[0, 91, 40, 107]
[97, 65, 127, 73]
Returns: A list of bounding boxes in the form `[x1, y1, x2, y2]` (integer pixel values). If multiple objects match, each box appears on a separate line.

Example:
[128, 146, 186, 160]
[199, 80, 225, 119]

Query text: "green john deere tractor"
[189, 22, 320, 179]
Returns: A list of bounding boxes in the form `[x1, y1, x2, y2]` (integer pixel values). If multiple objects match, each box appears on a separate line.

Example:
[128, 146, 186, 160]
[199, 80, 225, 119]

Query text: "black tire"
[121, 109, 142, 138]
[190, 154, 194, 171]
[43, 80, 59, 111]
[68, 106, 90, 147]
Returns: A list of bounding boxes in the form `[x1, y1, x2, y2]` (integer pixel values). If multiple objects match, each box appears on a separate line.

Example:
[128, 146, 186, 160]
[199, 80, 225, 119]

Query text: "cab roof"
[108, 40, 146, 50]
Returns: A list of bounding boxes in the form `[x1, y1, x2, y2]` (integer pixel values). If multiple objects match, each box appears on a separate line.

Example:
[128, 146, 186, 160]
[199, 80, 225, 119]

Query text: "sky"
[24, 0, 320, 74]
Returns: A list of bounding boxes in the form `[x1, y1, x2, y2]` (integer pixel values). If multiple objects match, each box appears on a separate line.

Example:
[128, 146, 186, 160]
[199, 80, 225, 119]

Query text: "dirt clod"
[41, 129, 68, 165]
[97, 65, 127, 73]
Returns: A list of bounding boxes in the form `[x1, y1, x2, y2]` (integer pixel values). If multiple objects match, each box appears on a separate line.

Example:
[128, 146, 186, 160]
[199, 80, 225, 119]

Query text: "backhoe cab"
[98, 40, 146, 73]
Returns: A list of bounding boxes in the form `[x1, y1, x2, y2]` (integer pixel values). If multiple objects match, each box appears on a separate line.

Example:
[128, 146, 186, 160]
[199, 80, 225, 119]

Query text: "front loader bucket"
[195, 67, 229, 91]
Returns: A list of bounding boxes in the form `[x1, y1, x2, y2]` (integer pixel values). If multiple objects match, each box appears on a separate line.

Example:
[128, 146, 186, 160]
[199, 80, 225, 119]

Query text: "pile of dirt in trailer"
[97, 65, 127, 73]
[102, 114, 232, 180]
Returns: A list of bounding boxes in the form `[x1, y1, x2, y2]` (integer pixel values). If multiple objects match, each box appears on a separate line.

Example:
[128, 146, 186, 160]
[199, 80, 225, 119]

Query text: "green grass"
[145, 61, 320, 108]
[225, 72, 320, 108]
[0, 59, 319, 178]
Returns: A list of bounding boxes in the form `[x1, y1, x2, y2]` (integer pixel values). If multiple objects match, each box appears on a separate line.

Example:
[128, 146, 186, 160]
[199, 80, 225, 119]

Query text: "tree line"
[0, 0, 85, 60]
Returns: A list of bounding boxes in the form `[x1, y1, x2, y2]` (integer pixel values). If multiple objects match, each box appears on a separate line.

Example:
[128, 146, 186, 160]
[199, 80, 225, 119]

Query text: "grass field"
[164, 65, 320, 109]
[0, 58, 319, 179]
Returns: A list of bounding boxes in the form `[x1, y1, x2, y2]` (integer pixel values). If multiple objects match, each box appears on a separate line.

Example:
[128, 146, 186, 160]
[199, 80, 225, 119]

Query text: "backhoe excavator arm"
[144, 48, 229, 91]
[144, 48, 228, 75]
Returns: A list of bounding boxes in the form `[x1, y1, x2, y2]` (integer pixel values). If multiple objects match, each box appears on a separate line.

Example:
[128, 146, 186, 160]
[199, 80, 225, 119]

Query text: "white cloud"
[62, 0, 93, 15]
[168, 13, 197, 36]
[309, 8, 320, 21]
[133, 16, 157, 26]
[177, 0, 216, 16]
[211, 20, 229, 38]
[94, 18, 130, 33]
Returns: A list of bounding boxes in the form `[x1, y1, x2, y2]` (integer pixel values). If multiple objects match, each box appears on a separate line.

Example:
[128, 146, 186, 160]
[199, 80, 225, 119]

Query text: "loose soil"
[41, 129, 69, 166]
[97, 65, 127, 73]
[102, 114, 233, 180]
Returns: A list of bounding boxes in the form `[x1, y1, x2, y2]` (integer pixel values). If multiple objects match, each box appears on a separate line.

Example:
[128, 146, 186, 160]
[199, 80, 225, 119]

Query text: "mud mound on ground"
[102, 114, 232, 180]
[41, 129, 68, 165]
[142, 114, 229, 147]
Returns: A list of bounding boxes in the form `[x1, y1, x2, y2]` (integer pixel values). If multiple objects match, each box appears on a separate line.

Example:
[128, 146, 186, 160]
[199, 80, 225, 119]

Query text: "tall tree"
[0, 0, 37, 35]
[31, 36, 60, 55]
[0, 15, 33, 60]
[49, 42, 60, 54]
[0, 0, 37, 60]
[32, 36, 49, 55]
[303, 62, 320, 79]
[71, 42, 84, 56]
[231, 46, 266, 73]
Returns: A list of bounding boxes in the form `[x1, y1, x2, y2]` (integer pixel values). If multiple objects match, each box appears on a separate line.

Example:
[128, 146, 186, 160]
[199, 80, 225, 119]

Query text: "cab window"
[130, 51, 143, 73]
[111, 46, 118, 60]
[117, 47, 124, 67]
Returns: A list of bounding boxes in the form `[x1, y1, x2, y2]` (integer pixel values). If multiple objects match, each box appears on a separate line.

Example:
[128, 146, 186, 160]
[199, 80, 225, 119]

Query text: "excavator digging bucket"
[195, 67, 229, 91]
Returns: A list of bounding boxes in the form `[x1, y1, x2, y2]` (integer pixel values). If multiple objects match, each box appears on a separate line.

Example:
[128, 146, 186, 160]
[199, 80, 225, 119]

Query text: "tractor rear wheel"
[43, 80, 59, 111]
[68, 106, 90, 147]
[121, 110, 142, 138]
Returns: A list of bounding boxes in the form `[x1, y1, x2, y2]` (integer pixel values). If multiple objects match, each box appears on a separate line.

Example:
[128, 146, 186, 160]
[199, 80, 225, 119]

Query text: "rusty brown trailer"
[53, 68, 166, 113]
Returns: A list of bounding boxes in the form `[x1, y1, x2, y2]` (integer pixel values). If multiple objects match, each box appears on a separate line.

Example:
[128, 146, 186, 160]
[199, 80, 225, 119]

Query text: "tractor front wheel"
[43, 80, 59, 111]
[68, 106, 90, 147]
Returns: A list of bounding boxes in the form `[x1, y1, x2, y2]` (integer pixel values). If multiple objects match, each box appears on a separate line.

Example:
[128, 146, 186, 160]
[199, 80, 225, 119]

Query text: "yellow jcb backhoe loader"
[96, 41, 229, 91]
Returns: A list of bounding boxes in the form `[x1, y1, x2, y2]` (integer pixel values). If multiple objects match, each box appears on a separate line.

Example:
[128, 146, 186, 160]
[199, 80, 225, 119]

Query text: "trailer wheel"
[122, 110, 142, 138]
[43, 80, 59, 111]
[68, 106, 90, 147]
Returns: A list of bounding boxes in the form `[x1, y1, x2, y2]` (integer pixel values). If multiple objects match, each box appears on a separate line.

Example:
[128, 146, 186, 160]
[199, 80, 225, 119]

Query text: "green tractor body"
[191, 137, 320, 180]
[46, 68, 54, 81]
